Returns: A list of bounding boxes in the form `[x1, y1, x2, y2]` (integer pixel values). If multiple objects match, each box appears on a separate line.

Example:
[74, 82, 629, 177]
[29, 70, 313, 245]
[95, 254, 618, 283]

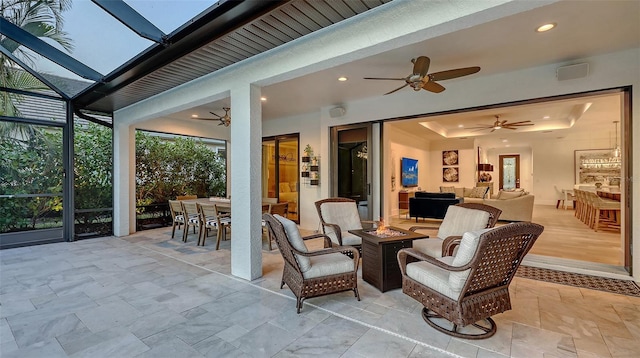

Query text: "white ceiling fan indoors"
[468, 115, 534, 132]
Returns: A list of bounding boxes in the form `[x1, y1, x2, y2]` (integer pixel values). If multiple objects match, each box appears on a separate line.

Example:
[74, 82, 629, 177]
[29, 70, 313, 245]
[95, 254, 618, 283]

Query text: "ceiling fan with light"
[468, 115, 534, 132]
[364, 56, 480, 95]
[195, 107, 231, 127]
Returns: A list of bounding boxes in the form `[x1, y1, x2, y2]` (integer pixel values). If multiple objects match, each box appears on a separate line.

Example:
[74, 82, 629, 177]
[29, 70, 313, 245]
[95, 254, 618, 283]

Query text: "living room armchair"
[398, 222, 544, 339]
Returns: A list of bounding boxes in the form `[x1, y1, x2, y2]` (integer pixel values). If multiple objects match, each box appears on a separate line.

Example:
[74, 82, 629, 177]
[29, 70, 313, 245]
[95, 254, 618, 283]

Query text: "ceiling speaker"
[329, 106, 345, 118]
[556, 63, 589, 81]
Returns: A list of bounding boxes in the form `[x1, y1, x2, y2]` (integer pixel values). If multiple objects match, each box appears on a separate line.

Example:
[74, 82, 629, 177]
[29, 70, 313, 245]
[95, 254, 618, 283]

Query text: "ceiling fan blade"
[502, 127, 517, 130]
[384, 83, 409, 95]
[412, 56, 430, 77]
[364, 77, 406, 81]
[422, 81, 445, 93]
[490, 128, 496, 133]
[429, 66, 481, 81]
[504, 120, 532, 125]
[506, 123, 535, 127]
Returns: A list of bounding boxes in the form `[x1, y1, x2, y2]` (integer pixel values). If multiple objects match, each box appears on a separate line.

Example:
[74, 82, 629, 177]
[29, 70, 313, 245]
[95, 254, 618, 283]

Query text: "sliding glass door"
[331, 124, 372, 220]
[262, 134, 299, 222]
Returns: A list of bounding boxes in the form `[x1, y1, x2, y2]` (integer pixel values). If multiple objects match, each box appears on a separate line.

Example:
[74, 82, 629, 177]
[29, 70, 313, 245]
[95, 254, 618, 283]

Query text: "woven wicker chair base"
[422, 308, 496, 339]
[403, 275, 510, 339]
[281, 261, 360, 313]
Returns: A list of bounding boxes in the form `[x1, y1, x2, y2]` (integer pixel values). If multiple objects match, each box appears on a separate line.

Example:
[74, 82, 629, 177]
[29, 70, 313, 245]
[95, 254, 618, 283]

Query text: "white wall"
[428, 139, 477, 191]
[263, 111, 324, 231]
[384, 125, 431, 219]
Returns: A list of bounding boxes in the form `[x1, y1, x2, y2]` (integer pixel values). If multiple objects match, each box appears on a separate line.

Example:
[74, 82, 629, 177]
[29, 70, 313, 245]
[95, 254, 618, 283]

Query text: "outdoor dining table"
[181, 197, 270, 213]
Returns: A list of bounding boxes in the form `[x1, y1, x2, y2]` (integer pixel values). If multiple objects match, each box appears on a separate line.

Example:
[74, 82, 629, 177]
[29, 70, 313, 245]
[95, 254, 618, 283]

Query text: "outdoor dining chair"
[180, 201, 201, 243]
[264, 202, 289, 250]
[168, 200, 185, 239]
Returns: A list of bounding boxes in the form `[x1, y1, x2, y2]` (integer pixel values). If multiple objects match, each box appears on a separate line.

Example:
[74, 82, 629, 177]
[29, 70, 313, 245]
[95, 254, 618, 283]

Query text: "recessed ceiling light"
[260, 97, 267, 101]
[502, 139, 508, 143]
[457, 124, 464, 128]
[543, 115, 550, 119]
[536, 23, 556, 32]
[191, 114, 198, 118]
[338, 76, 348, 82]
[505, 144, 511, 147]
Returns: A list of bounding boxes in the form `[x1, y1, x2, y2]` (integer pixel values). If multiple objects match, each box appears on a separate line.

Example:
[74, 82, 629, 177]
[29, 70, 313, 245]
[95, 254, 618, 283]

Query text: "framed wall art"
[442, 150, 459, 166]
[443, 167, 459, 182]
[574, 149, 621, 185]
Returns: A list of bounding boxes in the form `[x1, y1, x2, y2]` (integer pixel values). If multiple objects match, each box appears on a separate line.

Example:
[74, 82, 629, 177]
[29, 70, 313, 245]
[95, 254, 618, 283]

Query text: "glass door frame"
[261, 133, 300, 223]
[330, 123, 374, 220]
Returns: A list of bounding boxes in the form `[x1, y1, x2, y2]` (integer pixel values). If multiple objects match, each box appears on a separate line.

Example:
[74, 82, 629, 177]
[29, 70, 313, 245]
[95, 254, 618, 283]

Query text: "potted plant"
[302, 144, 313, 162]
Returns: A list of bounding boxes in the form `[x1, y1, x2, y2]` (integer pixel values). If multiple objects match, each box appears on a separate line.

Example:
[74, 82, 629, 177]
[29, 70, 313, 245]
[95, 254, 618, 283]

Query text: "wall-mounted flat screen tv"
[401, 157, 418, 187]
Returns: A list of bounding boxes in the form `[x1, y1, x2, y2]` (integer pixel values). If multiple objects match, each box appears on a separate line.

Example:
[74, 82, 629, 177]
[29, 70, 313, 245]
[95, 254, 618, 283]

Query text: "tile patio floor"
[1, 227, 639, 357]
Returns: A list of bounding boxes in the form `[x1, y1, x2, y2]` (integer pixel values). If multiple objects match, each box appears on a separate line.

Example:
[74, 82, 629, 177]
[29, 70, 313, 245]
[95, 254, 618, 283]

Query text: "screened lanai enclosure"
[1, 0, 388, 248]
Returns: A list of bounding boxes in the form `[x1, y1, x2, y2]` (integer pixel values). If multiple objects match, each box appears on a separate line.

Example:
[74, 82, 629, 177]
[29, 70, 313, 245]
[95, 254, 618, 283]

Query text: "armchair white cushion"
[304, 253, 355, 279]
[407, 229, 491, 299]
[413, 205, 491, 258]
[275, 214, 311, 272]
[319, 201, 363, 246]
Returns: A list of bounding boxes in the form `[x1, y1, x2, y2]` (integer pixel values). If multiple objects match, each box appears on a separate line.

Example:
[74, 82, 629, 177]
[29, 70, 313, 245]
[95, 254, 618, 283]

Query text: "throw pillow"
[463, 187, 474, 197]
[279, 182, 291, 193]
[469, 186, 489, 198]
[499, 191, 524, 200]
[440, 186, 456, 193]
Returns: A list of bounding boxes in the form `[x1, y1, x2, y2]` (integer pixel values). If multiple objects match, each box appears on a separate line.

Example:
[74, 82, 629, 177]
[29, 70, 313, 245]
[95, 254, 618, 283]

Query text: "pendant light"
[612, 121, 621, 158]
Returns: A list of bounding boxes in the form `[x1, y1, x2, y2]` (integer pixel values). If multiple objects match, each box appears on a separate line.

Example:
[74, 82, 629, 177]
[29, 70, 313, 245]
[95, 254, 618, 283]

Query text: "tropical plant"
[0, 123, 63, 232]
[1, 0, 73, 135]
[135, 131, 227, 206]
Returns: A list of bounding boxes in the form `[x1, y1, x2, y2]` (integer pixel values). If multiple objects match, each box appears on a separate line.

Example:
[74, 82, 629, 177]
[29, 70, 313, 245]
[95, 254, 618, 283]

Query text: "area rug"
[516, 265, 640, 297]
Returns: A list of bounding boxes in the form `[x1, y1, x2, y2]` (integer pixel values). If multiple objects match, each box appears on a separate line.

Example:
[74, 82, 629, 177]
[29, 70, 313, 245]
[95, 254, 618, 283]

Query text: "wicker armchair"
[315, 197, 378, 255]
[410, 203, 501, 258]
[263, 213, 360, 313]
[398, 222, 544, 339]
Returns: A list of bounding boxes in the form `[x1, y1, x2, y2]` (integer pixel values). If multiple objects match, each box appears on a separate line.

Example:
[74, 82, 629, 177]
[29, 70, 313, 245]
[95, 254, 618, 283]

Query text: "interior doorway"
[499, 154, 520, 190]
[331, 124, 372, 220]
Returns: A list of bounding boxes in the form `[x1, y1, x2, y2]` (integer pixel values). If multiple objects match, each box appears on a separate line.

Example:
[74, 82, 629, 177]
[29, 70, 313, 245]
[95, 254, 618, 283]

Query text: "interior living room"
[383, 90, 629, 277]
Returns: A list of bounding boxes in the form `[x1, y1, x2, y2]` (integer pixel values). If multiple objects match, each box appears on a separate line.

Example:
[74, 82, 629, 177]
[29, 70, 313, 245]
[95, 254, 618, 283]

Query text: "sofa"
[483, 191, 535, 222]
[440, 186, 534, 221]
[440, 186, 490, 204]
[409, 192, 463, 221]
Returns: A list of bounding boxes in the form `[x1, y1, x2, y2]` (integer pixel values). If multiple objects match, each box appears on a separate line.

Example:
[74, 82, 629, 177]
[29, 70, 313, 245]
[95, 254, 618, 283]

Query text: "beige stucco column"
[230, 84, 263, 280]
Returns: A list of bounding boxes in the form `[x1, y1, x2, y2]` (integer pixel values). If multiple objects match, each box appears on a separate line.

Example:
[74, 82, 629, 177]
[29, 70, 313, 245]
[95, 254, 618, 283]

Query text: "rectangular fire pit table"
[348, 226, 427, 292]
